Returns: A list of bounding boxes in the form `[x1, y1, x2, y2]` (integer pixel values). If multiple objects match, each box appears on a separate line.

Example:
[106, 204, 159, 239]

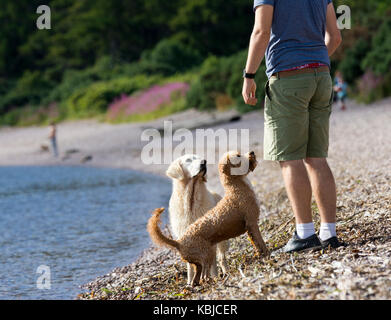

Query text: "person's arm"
[325, 2, 342, 57]
[242, 4, 273, 106]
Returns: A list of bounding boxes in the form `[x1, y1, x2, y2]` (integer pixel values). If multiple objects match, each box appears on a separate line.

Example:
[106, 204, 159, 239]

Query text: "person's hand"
[242, 78, 257, 106]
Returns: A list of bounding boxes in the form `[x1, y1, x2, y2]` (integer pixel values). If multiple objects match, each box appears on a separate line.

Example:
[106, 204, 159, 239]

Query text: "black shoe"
[320, 236, 344, 249]
[283, 232, 322, 253]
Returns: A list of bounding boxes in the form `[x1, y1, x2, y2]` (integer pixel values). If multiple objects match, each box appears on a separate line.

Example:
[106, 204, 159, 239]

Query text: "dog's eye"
[237, 154, 241, 158]
[185, 158, 192, 163]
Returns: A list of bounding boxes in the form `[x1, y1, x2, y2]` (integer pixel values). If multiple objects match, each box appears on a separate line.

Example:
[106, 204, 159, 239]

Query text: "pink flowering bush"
[356, 69, 391, 103]
[358, 70, 383, 93]
[107, 82, 189, 120]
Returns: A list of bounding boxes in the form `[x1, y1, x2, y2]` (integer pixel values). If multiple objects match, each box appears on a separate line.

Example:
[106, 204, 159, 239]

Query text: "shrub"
[362, 19, 391, 75]
[65, 75, 161, 117]
[0, 103, 60, 127]
[44, 69, 96, 106]
[356, 69, 391, 104]
[107, 82, 189, 120]
[0, 79, 16, 114]
[227, 54, 267, 114]
[185, 50, 267, 113]
[186, 54, 237, 111]
[339, 39, 371, 85]
[0, 108, 19, 126]
[342, 18, 391, 104]
[107, 96, 188, 123]
[43, 56, 139, 106]
[139, 38, 203, 76]
[0, 70, 53, 113]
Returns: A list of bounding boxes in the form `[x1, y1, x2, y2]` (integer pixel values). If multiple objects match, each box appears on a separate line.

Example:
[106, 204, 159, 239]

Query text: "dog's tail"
[147, 208, 180, 251]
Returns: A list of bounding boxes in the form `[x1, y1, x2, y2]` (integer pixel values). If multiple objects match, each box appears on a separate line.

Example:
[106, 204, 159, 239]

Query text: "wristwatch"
[243, 68, 256, 79]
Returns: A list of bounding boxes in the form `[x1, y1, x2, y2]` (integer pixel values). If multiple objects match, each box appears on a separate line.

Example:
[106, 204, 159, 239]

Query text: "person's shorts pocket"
[329, 89, 334, 106]
[264, 82, 274, 119]
[265, 80, 272, 101]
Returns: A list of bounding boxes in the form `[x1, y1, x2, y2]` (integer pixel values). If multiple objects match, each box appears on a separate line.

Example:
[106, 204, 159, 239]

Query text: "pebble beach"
[1, 99, 390, 300]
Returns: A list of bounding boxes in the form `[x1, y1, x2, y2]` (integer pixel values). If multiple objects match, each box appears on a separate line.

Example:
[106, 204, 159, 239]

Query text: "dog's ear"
[218, 154, 231, 176]
[166, 160, 185, 180]
[226, 153, 231, 164]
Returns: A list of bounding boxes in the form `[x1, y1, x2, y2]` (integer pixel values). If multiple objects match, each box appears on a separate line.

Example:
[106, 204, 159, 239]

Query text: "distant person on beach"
[49, 122, 58, 158]
[334, 71, 348, 110]
[242, 0, 342, 252]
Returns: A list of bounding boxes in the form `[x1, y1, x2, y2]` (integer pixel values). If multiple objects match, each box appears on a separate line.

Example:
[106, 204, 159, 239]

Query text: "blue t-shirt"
[253, 0, 333, 78]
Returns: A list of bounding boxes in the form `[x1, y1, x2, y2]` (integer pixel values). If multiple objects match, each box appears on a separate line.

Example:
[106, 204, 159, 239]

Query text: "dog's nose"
[201, 160, 207, 166]
[249, 151, 255, 156]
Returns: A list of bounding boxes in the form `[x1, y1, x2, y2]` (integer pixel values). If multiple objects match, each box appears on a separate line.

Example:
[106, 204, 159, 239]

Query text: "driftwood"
[142, 110, 241, 135]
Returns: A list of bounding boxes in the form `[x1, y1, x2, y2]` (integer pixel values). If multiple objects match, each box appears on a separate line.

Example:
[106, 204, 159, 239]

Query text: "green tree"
[170, 0, 253, 57]
[0, 1, 42, 78]
[362, 19, 391, 75]
[338, 39, 370, 84]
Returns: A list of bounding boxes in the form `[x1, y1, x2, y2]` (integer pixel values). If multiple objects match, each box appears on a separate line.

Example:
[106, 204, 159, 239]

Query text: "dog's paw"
[263, 248, 271, 259]
[254, 248, 270, 260]
[190, 279, 200, 287]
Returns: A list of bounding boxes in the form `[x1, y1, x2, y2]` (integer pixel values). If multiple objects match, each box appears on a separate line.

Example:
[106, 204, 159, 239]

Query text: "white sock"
[296, 222, 315, 239]
[319, 223, 336, 241]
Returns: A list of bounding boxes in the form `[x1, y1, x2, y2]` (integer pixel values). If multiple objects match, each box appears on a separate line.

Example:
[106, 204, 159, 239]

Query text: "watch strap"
[243, 68, 256, 79]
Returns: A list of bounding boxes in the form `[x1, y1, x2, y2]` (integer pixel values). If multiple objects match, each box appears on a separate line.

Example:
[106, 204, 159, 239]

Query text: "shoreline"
[1, 101, 391, 299]
[0, 107, 268, 298]
[0, 108, 269, 195]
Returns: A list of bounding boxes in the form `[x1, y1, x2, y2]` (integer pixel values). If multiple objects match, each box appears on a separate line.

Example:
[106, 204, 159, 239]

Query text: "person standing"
[334, 71, 348, 110]
[49, 122, 58, 158]
[242, 0, 342, 252]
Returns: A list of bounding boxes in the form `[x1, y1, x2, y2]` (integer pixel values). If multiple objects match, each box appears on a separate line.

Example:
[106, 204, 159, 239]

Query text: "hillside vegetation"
[0, 0, 390, 126]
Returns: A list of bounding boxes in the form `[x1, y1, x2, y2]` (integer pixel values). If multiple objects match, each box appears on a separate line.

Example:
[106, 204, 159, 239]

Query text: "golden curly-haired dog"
[166, 154, 228, 285]
[147, 151, 269, 286]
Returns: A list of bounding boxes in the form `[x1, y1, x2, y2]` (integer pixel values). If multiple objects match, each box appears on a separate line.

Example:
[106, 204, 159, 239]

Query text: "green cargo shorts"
[263, 71, 334, 161]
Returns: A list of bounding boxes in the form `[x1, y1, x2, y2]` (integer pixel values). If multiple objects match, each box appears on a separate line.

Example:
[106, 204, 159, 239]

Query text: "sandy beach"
[0, 108, 270, 194]
[1, 99, 390, 299]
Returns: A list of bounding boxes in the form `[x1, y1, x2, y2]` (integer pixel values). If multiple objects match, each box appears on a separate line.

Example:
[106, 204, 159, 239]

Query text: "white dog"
[166, 154, 228, 284]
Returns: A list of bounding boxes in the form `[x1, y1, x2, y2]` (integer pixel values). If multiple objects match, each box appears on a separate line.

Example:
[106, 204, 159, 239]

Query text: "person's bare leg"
[303, 158, 336, 223]
[280, 160, 313, 224]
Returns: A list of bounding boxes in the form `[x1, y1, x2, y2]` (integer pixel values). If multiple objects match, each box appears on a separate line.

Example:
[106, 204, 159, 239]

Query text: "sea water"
[0, 166, 170, 299]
